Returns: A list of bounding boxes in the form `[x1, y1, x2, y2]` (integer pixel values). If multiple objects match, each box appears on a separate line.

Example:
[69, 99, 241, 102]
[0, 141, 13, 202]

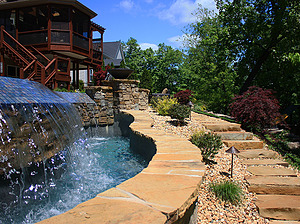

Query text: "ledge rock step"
[246, 176, 300, 195]
[242, 159, 289, 167]
[223, 140, 264, 150]
[238, 149, 279, 159]
[203, 123, 241, 132]
[214, 131, 253, 140]
[247, 166, 297, 177]
[256, 195, 300, 221]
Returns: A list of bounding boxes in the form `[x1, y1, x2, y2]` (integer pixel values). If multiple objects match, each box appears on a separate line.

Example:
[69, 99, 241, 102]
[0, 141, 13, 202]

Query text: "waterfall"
[0, 77, 87, 223]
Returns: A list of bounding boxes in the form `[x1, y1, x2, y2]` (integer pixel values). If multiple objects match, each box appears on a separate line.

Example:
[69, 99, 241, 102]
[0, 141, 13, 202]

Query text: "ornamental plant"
[174, 90, 193, 105]
[168, 104, 190, 125]
[190, 131, 222, 162]
[229, 86, 281, 130]
[93, 64, 111, 86]
[210, 180, 243, 205]
[153, 97, 178, 116]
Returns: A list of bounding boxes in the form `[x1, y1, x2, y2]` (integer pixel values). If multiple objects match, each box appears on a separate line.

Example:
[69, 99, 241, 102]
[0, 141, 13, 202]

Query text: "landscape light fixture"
[188, 101, 193, 120]
[225, 146, 240, 178]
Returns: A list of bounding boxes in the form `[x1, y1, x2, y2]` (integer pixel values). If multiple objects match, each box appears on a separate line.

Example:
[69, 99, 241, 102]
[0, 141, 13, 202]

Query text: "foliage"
[119, 60, 126, 68]
[53, 88, 71, 92]
[216, 0, 300, 98]
[193, 102, 206, 112]
[210, 180, 243, 205]
[123, 38, 184, 93]
[174, 90, 193, 105]
[263, 131, 300, 170]
[93, 65, 110, 86]
[152, 97, 178, 116]
[78, 80, 85, 92]
[122, 0, 300, 131]
[190, 131, 223, 161]
[182, 6, 238, 113]
[168, 104, 190, 124]
[230, 86, 281, 130]
[139, 69, 153, 91]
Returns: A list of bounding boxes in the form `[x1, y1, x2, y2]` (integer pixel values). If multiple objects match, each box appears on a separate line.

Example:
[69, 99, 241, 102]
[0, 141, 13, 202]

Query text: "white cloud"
[119, 0, 134, 11]
[157, 0, 216, 25]
[168, 34, 202, 48]
[139, 43, 159, 51]
[168, 35, 186, 48]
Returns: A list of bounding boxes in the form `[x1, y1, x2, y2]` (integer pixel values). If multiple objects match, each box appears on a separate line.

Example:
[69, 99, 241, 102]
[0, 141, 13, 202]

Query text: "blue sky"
[80, 0, 217, 50]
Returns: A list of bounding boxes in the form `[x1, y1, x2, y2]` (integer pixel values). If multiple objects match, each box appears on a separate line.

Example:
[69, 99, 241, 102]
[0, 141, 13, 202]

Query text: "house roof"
[0, 0, 97, 18]
[93, 41, 124, 66]
[103, 41, 123, 59]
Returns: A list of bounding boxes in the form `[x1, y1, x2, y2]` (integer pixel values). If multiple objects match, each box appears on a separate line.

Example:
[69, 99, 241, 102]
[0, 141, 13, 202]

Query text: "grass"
[262, 131, 300, 170]
[193, 109, 239, 123]
[209, 180, 243, 205]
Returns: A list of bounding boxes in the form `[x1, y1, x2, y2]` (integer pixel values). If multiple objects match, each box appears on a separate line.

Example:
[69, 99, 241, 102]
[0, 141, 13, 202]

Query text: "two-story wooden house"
[0, 0, 105, 90]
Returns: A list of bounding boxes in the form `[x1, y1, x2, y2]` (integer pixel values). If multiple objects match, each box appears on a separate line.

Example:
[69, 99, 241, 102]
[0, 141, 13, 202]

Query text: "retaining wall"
[39, 110, 205, 224]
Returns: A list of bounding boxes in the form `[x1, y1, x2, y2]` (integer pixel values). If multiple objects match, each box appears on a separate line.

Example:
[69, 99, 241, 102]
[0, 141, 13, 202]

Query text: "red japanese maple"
[93, 65, 111, 86]
[230, 86, 281, 129]
[174, 90, 193, 105]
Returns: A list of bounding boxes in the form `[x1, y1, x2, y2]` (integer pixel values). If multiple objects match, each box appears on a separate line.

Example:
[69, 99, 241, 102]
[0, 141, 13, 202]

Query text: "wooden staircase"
[0, 26, 71, 90]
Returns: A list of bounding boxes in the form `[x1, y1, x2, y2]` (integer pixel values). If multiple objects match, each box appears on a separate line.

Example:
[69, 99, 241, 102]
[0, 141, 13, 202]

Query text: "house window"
[51, 6, 70, 30]
[18, 6, 48, 32]
[7, 65, 19, 78]
[72, 9, 89, 37]
[0, 10, 16, 32]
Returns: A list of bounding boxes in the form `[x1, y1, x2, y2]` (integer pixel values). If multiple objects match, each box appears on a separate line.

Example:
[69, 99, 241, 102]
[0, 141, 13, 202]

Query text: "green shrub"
[190, 132, 222, 161]
[54, 88, 72, 92]
[153, 97, 178, 116]
[168, 104, 190, 123]
[210, 180, 243, 205]
[194, 102, 206, 112]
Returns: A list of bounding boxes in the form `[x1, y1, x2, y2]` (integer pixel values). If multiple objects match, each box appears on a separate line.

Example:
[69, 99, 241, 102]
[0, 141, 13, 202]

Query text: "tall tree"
[183, 6, 238, 113]
[152, 43, 184, 93]
[123, 37, 144, 80]
[216, 0, 300, 94]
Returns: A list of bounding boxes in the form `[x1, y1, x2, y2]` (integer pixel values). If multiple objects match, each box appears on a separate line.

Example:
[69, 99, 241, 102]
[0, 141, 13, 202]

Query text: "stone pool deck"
[39, 110, 205, 224]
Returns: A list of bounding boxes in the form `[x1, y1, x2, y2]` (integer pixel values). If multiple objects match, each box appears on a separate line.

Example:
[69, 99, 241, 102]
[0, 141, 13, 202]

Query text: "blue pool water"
[0, 136, 147, 224]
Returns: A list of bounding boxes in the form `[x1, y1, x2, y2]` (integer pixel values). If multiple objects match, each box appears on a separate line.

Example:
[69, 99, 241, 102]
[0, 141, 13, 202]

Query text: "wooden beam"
[72, 61, 76, 89]
[87, 65, 90, 84]
[76, 62, 79, 89]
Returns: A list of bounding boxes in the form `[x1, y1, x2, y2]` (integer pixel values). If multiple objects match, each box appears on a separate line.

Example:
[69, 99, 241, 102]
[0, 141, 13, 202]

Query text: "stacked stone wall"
[101, 79, 149, 111]
[85, 79, 149, 126]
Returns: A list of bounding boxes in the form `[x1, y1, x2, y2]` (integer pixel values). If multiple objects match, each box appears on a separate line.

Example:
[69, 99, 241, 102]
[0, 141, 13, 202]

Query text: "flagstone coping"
[38, 110, 205, 224]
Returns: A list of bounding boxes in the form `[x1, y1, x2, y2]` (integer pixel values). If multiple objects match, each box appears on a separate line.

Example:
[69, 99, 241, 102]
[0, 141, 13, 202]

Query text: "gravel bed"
[147, 109, 269, 223]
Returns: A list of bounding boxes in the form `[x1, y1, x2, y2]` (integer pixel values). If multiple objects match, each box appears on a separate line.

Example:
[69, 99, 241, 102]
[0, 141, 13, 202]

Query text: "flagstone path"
[193, 112, 300, 223]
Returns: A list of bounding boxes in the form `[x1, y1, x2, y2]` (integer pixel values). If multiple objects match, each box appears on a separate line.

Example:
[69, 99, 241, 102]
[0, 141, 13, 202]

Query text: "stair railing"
[1, 25, 38, 79]
[1, 26, 71, 88]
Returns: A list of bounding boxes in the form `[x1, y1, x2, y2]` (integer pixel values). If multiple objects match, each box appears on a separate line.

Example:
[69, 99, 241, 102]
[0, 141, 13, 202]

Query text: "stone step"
[242, 159, 289, 167]
[256, 195, 300, 220]
[203, 123, 241, 132]
[247, 166, 297, 177]
[223, 140, 264, 150]
[214, 131, 253, 140]
[270, 220, 300, 224]
[238, 149, 279, 159]
[246, 176, 300, 195]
